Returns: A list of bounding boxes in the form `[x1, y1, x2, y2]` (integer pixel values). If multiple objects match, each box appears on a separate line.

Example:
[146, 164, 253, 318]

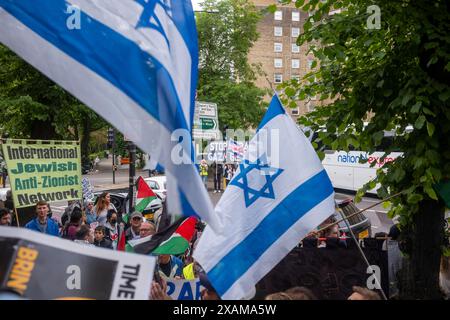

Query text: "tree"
[279, 0, 449, 299]
[0, 44, 107, 165]
[196, 0, 267, 129]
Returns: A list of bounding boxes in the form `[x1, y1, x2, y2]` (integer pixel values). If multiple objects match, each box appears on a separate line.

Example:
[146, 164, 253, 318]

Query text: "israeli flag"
[0, 0, 220, 230]
[194, 95, 335, 299]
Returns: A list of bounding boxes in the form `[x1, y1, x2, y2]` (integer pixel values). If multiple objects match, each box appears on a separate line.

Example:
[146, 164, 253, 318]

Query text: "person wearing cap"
[125, 211, 143, 242]
[199, 273, 220, 300]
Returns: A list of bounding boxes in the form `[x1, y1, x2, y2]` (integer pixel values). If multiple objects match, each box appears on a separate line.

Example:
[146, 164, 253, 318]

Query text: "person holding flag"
[193, 94, 336, 300]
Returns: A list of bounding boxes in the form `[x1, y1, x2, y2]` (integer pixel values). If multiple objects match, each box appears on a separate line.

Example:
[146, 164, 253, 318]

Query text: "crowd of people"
[1, 187, 448, 300]
[198, 160, 237, 193]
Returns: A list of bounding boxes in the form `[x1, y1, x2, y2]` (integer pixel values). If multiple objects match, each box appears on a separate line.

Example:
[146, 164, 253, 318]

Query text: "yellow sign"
[1, 140, 82, 208]
[358, 229, 369, 239]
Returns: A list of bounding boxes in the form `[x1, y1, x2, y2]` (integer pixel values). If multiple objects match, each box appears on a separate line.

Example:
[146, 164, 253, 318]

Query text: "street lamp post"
[128, 141, 136, 214]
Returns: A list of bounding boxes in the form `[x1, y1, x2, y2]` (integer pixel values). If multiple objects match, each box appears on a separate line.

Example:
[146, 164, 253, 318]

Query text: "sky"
[192, 0, 203, 11]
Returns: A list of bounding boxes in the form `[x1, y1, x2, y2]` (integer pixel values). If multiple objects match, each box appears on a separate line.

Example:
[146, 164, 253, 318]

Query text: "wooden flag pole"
[14, 207, 20, 228]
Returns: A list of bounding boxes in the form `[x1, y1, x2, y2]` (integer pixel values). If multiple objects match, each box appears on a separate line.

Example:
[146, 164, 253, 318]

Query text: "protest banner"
[206, 141, 227, 163]
[81, 177, 95, 203]
[226, 139, 247, 163]
[1, 140, 82, 208]
[0, 227, 156, 300]
[256, 239, 389, 300]
[166, 278, 202, 300]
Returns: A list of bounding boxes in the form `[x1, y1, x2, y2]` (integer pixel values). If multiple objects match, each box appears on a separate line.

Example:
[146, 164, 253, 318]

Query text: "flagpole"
[317, 191, 403, 234]
[337, 207, 388, 300]
[13, 208, 20, 228]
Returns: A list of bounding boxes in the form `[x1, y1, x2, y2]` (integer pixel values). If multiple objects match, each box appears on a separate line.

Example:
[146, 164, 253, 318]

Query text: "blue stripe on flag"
[170, 1, 198, 128]
[207, 169, 334, 296]
[257, 95, 285, 132]
[0, 0, 189, 132]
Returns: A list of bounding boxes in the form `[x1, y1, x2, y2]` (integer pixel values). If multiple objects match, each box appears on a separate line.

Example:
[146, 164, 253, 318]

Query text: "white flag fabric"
[194, 95, 335, 299]
[0, 0, 220, 230]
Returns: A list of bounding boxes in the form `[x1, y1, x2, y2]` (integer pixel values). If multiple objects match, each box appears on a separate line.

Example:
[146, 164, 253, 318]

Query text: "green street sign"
[201, 118, 217, 130]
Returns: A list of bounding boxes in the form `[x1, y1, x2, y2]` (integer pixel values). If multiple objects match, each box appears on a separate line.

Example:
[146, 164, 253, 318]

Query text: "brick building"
[248, 0, 320, 119]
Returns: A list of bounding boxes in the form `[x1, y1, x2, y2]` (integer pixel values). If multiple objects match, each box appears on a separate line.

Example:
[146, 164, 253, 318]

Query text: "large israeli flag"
[0, 0, 220, 230]
[194, 95, 335, 299]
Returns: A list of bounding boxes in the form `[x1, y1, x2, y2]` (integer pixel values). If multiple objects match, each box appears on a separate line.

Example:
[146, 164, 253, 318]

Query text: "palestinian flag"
[134, 217, 197, 255]
[135, 176, 157, 213]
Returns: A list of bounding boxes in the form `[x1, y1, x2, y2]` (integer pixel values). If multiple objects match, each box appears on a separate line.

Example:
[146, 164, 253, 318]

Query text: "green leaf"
[407, 194, 423, 204]
[372, 131, 384, 145]
[317, 150, 325, 161]
[311, 60, 317, 69]
[410, 101, 422, 113]
[401, 93, 413, 106]
[267, 4, 277, 13]
[295, 0, 305, 8]
[427, 122, 435, 137]
[423, 107, 436, 117]
[285, 87, 296, 97]
[439, 91, 450, 102]
[414, 115, 426, 129]
[424, 185, 438, 200]
[427, 56, 438, 67]
[364, 39, 373, 47]
[382, 201, 392, 209]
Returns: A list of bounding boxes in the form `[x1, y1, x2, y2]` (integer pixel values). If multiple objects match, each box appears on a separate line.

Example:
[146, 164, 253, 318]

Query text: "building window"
[307, 101, 315, 112]
[274, 26, 282, 37]
[292, 11, 300, 22]
[274, 42, 283, 52]
[274, 11, 282, 20]
[308, 58, 314, 69]
[291, 107, 300, 115]
[274, 74, 283, 83]
[292, 44, 300, 53]
[292, 59, 300, 69]
[291, 27, 300, 38]
[274, 58, 283, 68]
[291, 75, 300, 81]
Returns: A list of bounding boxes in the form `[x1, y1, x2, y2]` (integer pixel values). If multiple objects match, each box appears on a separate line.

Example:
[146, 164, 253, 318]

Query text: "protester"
[61, 200, 81, 226]
[104, 209, 119, 249]
[0, 208, 12, 226]
[199, 273, 220, 300]
[199, 159, 208, 190]
[125, 211, 143, 242]
[93, 192, 116, 226]
[84, 199, 96, 225]
[264, 292, 292, 300]
[4, 190, 14, 213]
[93, 226, 113, 249]
[182, 260, 202, 280]
[224, 164, 234, 187]
[62, 208, 83, 240]
[285, 287, 317, 300]
[157, 254, 184, 279]
[74, 224, 94, 246]
[213, 162, 223, 193]
[25, 201, 59, 236]
[150, 276, 172, 300]
[94, 156, 100, 170]
[440, 256, 450, 299]
[347, 286, 381, 300]
[265, 286, 317, 300]
[140, 221, 156, 238]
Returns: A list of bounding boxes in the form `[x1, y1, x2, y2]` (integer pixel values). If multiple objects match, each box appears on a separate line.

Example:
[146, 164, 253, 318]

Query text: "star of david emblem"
[134, 0, 171, 49]
[230, 154, 284, 207]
